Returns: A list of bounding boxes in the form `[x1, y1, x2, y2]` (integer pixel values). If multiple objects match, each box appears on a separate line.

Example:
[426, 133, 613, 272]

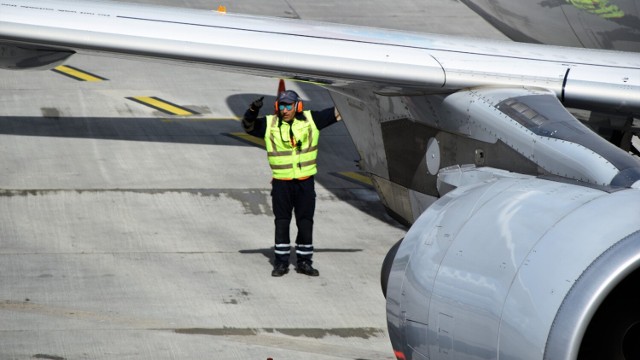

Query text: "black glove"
[250, 96, 264, 112]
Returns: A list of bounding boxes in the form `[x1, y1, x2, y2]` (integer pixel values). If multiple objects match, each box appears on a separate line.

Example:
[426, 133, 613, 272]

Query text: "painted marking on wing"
[126, 96, 200, 116]
[334, 171, 373, 187]
[227, 132, 265, 148]
[52, 65, 108, 82]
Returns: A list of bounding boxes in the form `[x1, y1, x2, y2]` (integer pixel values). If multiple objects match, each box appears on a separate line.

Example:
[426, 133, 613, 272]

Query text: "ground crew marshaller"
[242, 90, 341, 277]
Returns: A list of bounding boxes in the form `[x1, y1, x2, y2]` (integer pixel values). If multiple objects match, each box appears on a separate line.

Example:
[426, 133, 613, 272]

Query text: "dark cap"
[276, 90, 300, 104]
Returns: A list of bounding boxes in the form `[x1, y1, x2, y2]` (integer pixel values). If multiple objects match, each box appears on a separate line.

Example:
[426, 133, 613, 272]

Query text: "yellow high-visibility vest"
[265, 111, 319, 179]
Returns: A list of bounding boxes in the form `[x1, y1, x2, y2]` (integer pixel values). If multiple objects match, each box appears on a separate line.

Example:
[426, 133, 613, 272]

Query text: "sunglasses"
[278, 104, 293, 111]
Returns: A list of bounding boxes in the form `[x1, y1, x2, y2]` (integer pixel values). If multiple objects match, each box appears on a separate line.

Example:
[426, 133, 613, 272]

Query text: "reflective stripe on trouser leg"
[274, 219, 292, 264]
[274, 243, 291, 265]
[295, 217, 314, 264]
[296, 244, 314, 264]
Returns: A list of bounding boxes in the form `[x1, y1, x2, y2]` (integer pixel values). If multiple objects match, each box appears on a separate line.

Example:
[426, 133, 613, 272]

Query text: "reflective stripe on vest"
[265, 110, 319, 179]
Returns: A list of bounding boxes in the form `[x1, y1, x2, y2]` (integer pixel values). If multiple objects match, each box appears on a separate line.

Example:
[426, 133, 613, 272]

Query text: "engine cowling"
[384, 170, 640, 360]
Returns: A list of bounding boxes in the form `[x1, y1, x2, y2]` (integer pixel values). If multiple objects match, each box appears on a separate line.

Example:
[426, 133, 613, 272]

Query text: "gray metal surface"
[0, 0, 504, 359]
[441, 87, 640, 187]
[387, 167, 640, 359]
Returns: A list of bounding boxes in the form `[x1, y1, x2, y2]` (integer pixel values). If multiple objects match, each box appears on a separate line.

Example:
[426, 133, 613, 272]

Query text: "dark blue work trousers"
[271, 177, 316, 266]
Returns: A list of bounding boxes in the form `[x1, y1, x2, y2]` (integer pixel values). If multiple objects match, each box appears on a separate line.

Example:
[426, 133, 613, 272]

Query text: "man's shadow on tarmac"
[239, 248, 363, 267]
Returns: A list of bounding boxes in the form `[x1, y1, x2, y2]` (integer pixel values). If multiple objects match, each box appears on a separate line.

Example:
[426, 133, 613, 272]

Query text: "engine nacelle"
[384, 168, 640, 360]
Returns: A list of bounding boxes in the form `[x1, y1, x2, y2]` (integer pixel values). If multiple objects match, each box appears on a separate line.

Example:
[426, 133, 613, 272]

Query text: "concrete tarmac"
[0, 1, 506, 359]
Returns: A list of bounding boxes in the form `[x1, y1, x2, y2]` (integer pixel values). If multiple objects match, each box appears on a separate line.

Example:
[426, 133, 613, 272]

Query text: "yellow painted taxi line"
[335, 171, 374, 187]
[52, 65, 108, 82]
[227, 132, 265, 148]
[126, 96, 199, 116]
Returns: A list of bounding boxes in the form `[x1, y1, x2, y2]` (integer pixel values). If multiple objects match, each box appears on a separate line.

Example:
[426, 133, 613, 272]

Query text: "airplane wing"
[1, 0, 639, 112]
[3, 1, 640, 360]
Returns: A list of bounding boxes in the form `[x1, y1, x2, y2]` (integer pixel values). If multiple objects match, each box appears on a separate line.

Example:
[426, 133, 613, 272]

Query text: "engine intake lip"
[544, 229, 640, 360]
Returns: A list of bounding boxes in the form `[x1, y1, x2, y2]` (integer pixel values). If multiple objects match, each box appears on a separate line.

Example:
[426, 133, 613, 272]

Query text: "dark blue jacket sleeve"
[310, 108, 338, 130]
[242, 108, 267, 138]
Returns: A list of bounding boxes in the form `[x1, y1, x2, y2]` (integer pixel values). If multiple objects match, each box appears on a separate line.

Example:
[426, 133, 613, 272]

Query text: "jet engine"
[382, 167, 640, 360]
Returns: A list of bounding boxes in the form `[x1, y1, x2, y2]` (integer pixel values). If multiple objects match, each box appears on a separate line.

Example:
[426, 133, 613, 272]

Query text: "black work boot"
[296, 262, 319, 276]
[271, 263, 289, 277]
